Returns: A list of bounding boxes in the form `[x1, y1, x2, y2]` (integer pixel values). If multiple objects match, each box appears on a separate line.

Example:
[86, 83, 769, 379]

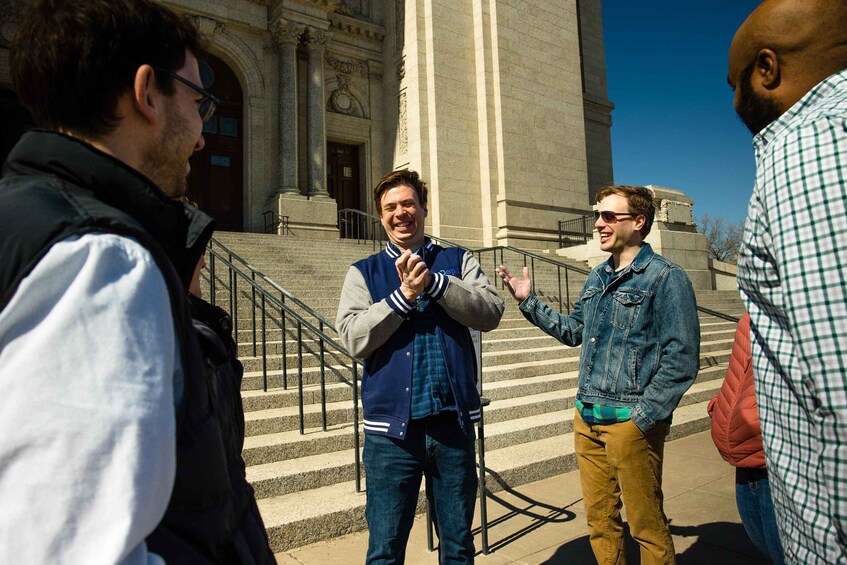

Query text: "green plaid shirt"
[738, 68, 847, 563]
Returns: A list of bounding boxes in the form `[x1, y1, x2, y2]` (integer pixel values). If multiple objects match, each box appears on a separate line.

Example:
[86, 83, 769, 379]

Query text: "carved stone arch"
[198, 21, 265, 100]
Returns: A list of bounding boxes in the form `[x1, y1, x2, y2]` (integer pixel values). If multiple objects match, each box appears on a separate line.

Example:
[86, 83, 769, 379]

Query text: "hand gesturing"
[495, 264, 532, 302]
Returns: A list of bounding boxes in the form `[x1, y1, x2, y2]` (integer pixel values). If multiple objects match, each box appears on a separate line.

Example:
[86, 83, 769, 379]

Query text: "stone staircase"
[206, 231, 744, 552]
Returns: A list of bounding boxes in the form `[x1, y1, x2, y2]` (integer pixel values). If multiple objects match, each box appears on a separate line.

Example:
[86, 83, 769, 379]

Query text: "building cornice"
[328, 11, 385, 48]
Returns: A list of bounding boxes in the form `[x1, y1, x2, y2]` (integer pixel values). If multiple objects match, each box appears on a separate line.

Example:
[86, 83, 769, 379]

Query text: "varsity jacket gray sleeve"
[436, 251, 504, 332]
[336, 266, 406, 360]
[335, 252, 504, 359]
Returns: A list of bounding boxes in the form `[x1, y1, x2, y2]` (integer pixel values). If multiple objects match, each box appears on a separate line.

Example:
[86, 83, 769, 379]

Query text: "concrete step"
[240, 364, 729, 490]
[255, 397, 717, 553]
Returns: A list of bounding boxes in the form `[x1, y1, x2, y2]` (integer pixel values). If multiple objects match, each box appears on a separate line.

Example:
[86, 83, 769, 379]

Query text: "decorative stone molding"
[305, 28, 330, 48]
[283, 0, 339, 17]
[272, 21, 304, 47]
[186, 14, 225, 37]
[328, 15, 385, 44]
[398, 91, 407, 156]
[325, 51, 368, 78]
[328, 73, 364, 117]
[583, 95, 614, 127]
[334, 1, 356, 17]
[646, 185, 695, 225]
[396, 60, 405, 81]
[199, 19, 266, 99]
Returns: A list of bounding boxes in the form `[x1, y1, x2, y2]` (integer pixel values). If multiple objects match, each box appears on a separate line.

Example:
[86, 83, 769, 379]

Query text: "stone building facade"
[0, 0, 614, 248]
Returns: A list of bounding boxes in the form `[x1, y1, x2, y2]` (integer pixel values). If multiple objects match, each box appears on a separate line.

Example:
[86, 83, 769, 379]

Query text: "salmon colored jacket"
[707, 312, 766, 469]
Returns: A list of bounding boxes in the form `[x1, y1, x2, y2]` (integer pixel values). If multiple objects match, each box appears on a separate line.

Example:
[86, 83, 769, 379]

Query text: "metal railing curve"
[205, 237, 363, 492]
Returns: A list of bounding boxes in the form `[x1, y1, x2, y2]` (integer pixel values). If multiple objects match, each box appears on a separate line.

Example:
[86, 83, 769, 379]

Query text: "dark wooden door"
[187, 54, 244, 231]
[327, 142, 361, 238]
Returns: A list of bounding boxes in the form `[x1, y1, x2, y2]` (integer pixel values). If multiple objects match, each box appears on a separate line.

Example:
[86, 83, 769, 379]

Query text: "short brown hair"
[11, 0, 201, 138]
[596, 185, 656, 237]
[373, 169, 428, 213]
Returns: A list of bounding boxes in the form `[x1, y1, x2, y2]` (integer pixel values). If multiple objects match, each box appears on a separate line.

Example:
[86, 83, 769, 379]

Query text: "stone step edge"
[247, 377, 722, 481]
[255, 399, 714, 552]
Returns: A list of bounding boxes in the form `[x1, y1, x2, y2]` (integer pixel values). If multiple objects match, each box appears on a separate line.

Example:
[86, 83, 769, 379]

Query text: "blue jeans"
[363, 412, 477, 564]
[736, 468, 784, 565]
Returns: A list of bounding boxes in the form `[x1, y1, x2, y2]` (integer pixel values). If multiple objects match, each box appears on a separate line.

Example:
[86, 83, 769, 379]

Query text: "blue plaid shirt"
[410, 293, 456, 419]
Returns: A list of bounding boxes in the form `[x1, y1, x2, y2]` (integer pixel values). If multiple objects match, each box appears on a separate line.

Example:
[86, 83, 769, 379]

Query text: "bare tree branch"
[697, 214, 744, 263]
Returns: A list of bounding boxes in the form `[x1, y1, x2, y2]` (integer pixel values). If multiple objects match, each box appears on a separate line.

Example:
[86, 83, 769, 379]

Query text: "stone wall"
[0, 0, 611, 245]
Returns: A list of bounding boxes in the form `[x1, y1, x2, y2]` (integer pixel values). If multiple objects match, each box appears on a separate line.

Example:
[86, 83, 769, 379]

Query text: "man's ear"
[132, 64, 163, 126]
[755, 48, 780, 90]
[633, 214, 647, 233]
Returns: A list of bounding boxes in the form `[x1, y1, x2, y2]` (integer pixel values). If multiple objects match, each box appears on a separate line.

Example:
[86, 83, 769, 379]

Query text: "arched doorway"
[1, 89, 35, 167]
[188, 53, 245, 231]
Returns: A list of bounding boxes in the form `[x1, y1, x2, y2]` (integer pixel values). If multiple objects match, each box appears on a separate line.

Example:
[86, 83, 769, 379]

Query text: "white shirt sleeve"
[0, 233, 177, 565]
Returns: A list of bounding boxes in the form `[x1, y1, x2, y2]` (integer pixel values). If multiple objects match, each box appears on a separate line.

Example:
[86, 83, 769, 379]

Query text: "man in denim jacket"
[497, 185, 699, 565]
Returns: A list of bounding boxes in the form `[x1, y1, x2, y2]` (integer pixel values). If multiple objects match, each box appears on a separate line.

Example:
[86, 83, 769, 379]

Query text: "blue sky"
[601, 1, 761, 225]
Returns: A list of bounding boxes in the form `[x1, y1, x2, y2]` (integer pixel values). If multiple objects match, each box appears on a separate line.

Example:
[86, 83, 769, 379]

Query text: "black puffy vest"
[0, 131, 257, 562]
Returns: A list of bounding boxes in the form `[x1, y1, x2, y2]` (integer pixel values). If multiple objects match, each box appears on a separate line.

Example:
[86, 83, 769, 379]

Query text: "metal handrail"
[205, 239, 363, 492]
[208, 238, 335, 331]
[558, 215, 594, 248]
[470, 245, 590, 314]
[338, 208, 385, 250]
[697, 305, 740, 324]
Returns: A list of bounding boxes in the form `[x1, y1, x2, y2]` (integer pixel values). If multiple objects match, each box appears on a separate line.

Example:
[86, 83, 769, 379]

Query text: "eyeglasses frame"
[594, 210, 640, 223]
[154, 68, 221, 122]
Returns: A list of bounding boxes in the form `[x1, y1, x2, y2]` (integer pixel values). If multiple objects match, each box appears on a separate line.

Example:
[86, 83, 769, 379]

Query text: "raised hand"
[495, 265, 532, 302]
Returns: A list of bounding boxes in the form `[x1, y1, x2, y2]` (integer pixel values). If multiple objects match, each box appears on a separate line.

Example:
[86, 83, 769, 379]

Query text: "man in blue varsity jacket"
[337, 169, 504, 564]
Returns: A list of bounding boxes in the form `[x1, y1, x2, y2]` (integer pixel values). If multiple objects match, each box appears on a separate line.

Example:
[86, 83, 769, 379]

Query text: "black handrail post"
[231, 269, 239, 348]
[565, 268, 572, 313]
[557, 267, 563, 313]
[531, 258, 536, 295]
[477, 401, 490, 555]
[319, 322, 327, 432]
[297, 321, 304, 434]
[228, 266, 234, 328]
[353, 361, 362, 493]
[209, 252, 217, 307]
[251, 271, 257, 357]
[281, 292, 288, 390]
[425, 496, 434, 552]
[261, 293, 268, 392]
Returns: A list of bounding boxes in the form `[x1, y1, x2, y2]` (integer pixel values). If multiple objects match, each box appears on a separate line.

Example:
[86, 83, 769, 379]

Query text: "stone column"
[305, 28, 330, 198]
[273, 21, 303, 195]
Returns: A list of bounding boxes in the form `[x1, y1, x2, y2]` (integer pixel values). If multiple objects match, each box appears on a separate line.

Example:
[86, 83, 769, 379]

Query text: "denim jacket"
[520, 243, 700, 432]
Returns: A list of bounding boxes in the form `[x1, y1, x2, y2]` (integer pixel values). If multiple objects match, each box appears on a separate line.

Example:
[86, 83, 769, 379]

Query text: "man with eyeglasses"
[0, 0, 272, 563]
[497, 185, 699, 565]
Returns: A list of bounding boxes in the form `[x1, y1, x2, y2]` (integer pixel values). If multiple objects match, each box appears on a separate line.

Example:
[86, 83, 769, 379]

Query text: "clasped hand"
[396, 249, 432, 301]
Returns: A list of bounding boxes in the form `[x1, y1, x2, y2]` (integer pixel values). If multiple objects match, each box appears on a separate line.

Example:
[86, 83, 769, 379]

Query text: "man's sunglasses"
[594, 210, 639, 223]
[155, 68, 220, 122]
